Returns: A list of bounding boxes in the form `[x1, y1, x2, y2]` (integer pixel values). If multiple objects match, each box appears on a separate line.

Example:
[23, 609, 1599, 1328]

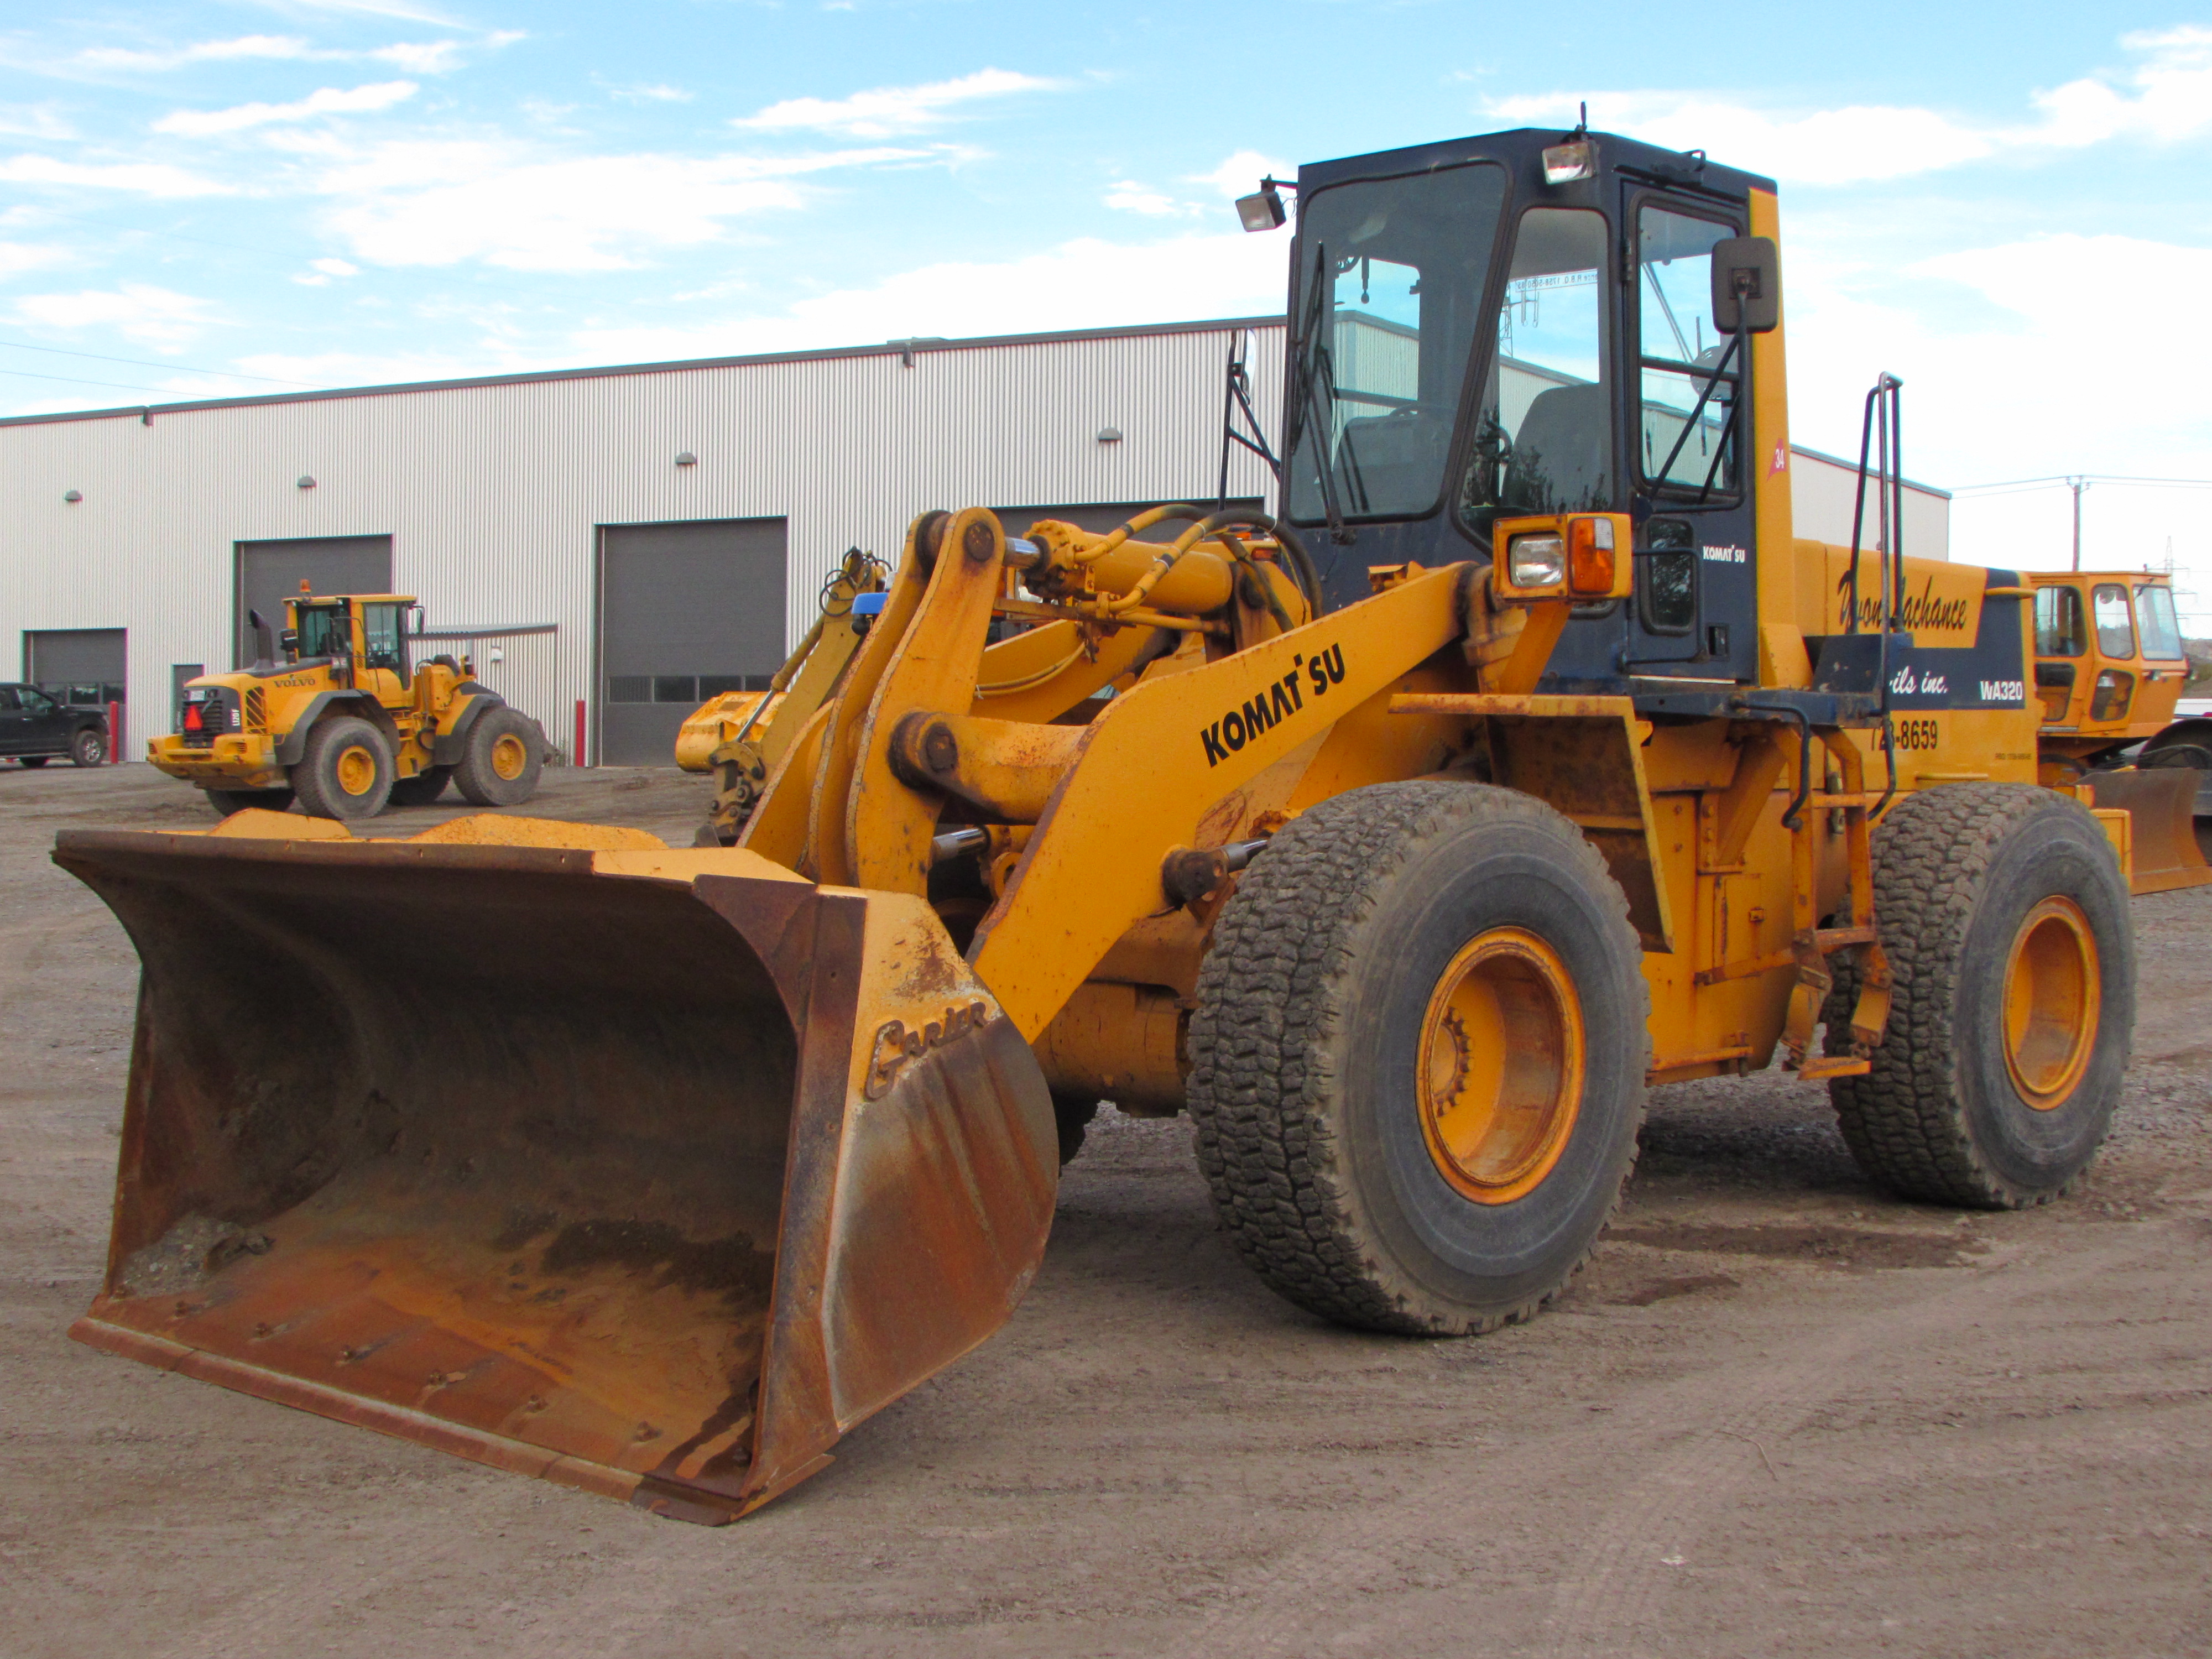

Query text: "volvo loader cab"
[150, 591, 546, 820]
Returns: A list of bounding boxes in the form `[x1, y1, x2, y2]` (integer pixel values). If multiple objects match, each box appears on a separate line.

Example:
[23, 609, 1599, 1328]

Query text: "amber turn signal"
[1566, 516, 1615, 596]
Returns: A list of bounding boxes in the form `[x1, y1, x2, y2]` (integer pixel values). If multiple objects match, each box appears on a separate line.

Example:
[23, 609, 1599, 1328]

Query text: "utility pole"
[2068, 476, 2089, 570]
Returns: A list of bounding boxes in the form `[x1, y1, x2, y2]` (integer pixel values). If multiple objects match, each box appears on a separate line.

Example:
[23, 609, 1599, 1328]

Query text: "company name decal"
[1202, 644, 1344, 766]
[865, 1000, 989, 1100]
[1834, 571, 1973, 635]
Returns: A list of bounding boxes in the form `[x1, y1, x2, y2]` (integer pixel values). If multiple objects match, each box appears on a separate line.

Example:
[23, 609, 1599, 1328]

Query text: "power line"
[0, 366, 186, 395]
[0, 336, 311, 387]
[1953, 473, 2212, 494]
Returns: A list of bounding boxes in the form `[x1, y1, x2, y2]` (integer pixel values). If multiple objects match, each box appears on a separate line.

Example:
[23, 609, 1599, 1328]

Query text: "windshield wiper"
[1649, 330, 1741, 493]
[1286, 241, 1357, 545]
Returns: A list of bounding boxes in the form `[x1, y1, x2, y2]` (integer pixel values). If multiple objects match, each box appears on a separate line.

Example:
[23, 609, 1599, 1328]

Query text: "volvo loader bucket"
[53, 820, 1057, 1522]
[2086, 767, 2212, 895]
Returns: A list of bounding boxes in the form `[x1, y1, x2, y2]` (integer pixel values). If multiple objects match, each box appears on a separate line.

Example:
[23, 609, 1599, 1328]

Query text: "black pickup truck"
[0, 684, 108, 767]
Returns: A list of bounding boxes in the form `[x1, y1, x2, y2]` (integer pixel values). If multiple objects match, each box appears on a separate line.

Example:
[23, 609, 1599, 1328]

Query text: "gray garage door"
[24, 628, 127, 702]
[597, 518, 787, 766]
[235, 536, 393, 666]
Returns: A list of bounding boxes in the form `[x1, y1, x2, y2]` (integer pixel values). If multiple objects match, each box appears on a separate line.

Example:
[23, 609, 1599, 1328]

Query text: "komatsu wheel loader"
[58, 126, 2152, 1523]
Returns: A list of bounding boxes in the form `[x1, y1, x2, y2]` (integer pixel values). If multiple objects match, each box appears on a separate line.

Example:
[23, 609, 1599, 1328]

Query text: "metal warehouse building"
[0, 315, 1944, 766]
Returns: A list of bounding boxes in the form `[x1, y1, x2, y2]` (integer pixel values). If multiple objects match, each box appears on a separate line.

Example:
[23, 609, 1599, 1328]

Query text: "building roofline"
[0, 314, 1287, 431]
[1786, 440, 1952, 500]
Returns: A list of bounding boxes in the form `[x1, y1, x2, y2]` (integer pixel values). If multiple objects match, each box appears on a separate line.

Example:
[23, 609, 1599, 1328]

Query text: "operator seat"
[1502, 383, 1609, 513]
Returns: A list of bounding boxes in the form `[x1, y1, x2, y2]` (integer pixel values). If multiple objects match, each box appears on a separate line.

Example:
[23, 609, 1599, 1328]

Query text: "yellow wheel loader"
[149, 591, 547, 820]
[59, 127, 2156, 1522]
[2027, 570, 2211, 890]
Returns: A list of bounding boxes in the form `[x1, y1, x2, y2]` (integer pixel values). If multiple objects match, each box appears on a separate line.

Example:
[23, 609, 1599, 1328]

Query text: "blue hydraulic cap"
[850, 591, 888, 617]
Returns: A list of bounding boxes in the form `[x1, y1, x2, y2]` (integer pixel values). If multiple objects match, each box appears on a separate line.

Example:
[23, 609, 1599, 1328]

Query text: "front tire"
[69, 728, 106, 767]
[205, 786, 296, 817]
[291, 716, 394, 821]
[454, 707, 541, 807]
[1187, 782, 1649, 1335]
[1827, 782, 2134, 1208]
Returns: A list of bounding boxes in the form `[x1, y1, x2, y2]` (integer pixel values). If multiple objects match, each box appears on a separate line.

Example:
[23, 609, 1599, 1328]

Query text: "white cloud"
[317, 143, 924, 270]
[564, 227, 1287, 363]
[154, 81, 419, 137]
[733, 68, 1055, 138]
[0, 105, 74, 140]
[0, 242, 72, 279]
[611, 83, 694, 105]
[0, 154, 233, 196]
[1488, 27, 2212, 186]
[1104, 181, 1186, 217]
[1188, 148, 1292, 199]
[312, 256, 359, 276]
[9, 282, 221, 347]
[76, 35, 315, 72]
[365, 40, 472, 73]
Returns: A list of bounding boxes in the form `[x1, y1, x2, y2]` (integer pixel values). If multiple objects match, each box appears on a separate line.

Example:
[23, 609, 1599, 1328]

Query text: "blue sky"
[3, 3, 2210, 609]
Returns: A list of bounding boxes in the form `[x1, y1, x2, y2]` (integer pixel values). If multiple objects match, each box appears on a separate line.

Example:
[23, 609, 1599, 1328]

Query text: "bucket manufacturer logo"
[1201, 644, 1344, 766]
[865, 1000, 990, 1099]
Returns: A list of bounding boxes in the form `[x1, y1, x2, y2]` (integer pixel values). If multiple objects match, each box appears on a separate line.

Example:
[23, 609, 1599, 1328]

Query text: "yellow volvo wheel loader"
[149, 591, 547, 820]
[59, 127, 2154, 1522]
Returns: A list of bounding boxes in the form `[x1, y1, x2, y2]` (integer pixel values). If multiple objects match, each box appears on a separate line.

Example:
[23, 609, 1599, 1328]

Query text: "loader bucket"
[52, 825, 1058, 1522]
[2086, 768, 2212, 895]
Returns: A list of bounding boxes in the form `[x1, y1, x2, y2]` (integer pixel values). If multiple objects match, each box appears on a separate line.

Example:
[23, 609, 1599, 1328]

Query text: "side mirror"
[1710, 236, 1780, 334]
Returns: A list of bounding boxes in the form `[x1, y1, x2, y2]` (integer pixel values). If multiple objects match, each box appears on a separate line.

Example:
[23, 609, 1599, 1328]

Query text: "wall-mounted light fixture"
[675, 451, 698, 467]
[1097, 426, 1124, 444]
[63, 489, 82, 503]
[297, 474, 317, 489]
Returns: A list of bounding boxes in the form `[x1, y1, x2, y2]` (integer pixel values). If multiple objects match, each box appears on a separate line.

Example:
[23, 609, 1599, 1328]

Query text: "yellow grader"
[148, 590, 546, 819]
[57, 127, 2159, 1522]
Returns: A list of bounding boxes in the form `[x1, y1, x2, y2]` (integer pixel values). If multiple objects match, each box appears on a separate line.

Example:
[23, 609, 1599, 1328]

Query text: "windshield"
[296, 604, 349, 660]
[1285, 162, 1507, 525]
[2136, 584, 2184, 660]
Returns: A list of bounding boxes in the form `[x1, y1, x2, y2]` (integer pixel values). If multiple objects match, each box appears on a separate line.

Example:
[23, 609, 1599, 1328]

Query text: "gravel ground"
[2, 763, 2207, 1658]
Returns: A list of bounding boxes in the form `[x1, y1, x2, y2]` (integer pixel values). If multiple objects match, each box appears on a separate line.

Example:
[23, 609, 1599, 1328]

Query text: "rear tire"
[69, 728, 106, 768]
[205, 786, 296, 817]
[1826, 782, 2133, 1208]
[454, 707, 541, 807]
[291, 716, 393, 821]
[387, 765, 452, 806]
[1187, 782, 1648, 1335]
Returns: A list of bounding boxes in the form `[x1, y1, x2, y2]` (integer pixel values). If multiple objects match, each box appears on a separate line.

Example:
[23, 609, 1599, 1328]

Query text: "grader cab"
[60, 126, 2148, 1521]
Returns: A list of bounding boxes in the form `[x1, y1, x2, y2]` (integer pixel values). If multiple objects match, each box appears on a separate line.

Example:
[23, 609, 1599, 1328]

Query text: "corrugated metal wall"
[0, 319, 1286, 760]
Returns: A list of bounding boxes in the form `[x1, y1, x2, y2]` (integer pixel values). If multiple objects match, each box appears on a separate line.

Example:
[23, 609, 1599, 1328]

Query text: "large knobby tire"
[1825, 782, 2134, 1208]
[205, 786, 296, 817]
[454, 707, 542, 807]
[291, 715, 394, 821]
[69, 728, 106, 768]
[1187, 782, 1650, 1335]
[387, 765, 453, 806]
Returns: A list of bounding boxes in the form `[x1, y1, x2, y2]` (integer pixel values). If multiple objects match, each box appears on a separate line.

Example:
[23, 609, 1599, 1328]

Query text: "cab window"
[1635, 206, 1740, 495]
[18, 687, 55, 714]
[362, 603, 407, 675]
[2135, 585, 2184, 660]
[2091, 584, 2135, 658]
[2034, 586, 2086, 657]
[1459, 206, 1613, 540]
[296, 604, 349, 660]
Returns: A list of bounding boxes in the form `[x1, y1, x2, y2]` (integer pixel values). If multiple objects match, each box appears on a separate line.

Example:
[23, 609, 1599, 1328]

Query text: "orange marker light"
[1567, 516, 1615, 596]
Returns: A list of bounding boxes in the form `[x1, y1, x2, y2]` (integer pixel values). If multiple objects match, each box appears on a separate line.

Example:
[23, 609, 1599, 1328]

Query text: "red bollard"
[107, 701, 121, 764]
[573, 698, 587, 769]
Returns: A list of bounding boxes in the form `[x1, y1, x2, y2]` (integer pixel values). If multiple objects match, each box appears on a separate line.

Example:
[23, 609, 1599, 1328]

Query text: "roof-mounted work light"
[1235, 180, 1288, 232]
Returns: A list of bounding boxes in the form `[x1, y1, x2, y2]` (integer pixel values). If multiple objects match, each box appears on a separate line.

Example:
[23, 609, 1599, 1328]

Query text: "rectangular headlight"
[1507, 533, 1566, 589]
[1542, 139, 1596, 185]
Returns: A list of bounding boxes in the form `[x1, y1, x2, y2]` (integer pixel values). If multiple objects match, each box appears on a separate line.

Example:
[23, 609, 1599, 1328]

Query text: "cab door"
[0, 687, 24, 756]
[1620, 191, 1756, 680]
[358, 603, 410, 706]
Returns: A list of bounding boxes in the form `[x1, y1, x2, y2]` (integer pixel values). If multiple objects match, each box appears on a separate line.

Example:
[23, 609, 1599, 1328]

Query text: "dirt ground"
[2, 762, 2208, 1658]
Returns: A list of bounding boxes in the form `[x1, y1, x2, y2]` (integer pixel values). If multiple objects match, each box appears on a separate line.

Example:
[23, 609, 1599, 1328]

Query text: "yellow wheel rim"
[334, 744, 378, 797]
[1417, 927, 1585, 1204]
[491, 733, 528, 781]
[2002, 896, 2099, 1109]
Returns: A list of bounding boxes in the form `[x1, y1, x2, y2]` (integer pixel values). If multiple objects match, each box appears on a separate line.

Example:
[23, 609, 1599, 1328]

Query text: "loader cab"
[2031, 572, 2189, 745]
[286, 595, 418, 703]
[1281, 128, 1774, 692]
